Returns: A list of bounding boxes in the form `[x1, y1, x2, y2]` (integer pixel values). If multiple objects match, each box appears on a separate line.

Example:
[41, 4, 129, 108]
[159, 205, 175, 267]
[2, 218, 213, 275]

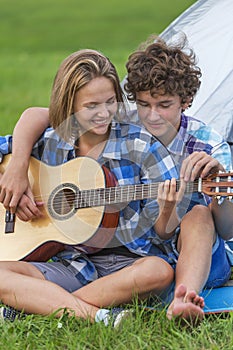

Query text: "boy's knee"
[192, 204, 210, 216]
[184, 205, 214, 227]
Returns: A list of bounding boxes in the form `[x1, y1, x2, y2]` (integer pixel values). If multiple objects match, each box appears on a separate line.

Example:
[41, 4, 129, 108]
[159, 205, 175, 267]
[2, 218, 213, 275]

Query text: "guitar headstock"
[201, 172, 233, 198]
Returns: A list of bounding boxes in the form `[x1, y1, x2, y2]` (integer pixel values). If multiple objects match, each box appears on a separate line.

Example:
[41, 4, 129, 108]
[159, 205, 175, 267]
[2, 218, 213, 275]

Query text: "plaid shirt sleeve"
[0, 135, 12, 158]
[211, 140, 232, 171]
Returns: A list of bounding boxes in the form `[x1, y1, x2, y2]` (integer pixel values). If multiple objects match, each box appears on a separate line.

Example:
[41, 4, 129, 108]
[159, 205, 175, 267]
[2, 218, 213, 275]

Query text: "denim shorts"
[30, 253, 140, 293]
[152, 235, 232, 306]
[204, 235, 231, 288]
[30, 235, 230, 296]
[30, 261, 86, 292]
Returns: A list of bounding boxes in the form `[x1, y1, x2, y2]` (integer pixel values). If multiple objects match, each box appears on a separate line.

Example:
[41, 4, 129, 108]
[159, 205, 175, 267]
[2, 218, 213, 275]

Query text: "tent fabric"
[123, 0, 233, 163]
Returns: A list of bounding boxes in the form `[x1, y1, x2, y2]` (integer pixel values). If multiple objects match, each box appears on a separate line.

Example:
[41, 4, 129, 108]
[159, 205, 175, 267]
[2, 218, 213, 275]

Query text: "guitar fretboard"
[75, 180, 200, 208]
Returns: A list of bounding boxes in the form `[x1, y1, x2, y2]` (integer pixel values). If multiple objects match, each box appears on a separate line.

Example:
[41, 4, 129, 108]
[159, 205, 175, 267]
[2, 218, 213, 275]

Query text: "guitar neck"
[75, 180, 200, 208]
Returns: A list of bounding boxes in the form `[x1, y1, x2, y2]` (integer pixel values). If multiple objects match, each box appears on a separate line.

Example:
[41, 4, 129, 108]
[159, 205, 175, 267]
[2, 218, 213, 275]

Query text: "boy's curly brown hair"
[124, 35, 202, 108]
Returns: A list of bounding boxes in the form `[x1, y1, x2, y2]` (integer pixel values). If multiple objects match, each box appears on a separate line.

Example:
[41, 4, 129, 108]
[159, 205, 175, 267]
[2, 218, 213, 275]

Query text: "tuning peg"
[215, 195, 223, 205]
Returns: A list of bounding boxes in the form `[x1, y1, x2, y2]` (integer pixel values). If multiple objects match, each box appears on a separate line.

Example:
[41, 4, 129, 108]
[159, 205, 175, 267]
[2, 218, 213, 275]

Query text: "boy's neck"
[159, 122, 180, 146]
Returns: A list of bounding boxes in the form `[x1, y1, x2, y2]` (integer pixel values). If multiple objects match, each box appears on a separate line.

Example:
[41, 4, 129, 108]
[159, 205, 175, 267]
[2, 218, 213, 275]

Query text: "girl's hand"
[15, 192, 44, 222]
[0, 158, 30, 213]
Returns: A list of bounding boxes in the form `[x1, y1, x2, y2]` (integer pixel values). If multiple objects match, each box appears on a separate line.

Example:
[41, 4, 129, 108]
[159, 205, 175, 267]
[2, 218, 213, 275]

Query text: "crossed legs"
[0, 205, 215, 324]
[0, 255, 174, 322]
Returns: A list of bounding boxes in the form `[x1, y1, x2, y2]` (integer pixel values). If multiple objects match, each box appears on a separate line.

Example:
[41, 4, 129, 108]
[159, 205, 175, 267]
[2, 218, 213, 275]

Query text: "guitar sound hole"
[53, 188, 75, 215]
[48, 183, 78, 220]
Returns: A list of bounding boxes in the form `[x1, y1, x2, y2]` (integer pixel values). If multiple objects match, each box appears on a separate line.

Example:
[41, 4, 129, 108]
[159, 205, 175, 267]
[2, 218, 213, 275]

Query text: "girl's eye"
[86, 104, 97, 110]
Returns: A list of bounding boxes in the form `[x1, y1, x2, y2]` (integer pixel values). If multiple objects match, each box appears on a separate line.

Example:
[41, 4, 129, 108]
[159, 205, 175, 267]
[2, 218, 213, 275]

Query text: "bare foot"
[166, 284, 204, 324]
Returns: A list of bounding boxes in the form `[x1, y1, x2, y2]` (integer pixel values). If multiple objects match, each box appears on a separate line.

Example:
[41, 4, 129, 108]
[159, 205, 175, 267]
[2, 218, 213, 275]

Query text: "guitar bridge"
[5, 210, 15, 233]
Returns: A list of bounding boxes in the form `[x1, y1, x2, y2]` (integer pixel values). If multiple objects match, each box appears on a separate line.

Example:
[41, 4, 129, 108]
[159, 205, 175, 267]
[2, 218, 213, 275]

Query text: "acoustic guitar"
[0, 154, 232, 261]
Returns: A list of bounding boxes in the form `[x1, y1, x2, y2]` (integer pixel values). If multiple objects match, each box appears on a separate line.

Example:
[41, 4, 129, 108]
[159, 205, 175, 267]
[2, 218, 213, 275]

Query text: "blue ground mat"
[146, 283, 233, 315]
[145, 242, 233, 315]
[201, 242, 233, 314]
[202, 285, 233, 314]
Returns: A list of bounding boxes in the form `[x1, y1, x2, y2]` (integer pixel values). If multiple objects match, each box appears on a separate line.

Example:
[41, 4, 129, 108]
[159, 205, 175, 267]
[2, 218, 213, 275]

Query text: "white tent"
[124, 0, 233, 162]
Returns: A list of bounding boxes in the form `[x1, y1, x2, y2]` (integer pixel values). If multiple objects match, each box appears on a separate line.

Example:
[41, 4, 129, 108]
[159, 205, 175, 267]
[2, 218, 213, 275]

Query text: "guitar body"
[0, 154, 232, 262]
[0, 155, 119, 261]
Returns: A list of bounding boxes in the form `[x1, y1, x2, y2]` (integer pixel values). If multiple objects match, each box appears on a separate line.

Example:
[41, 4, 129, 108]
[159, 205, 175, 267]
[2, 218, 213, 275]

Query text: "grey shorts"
[30, 253, 140, 293]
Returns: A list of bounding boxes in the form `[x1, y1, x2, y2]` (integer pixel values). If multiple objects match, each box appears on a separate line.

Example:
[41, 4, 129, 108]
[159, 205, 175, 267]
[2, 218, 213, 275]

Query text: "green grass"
[3, 1, 231, 349]
[1, 305, 233, 350]
[0, 0, 195, 133]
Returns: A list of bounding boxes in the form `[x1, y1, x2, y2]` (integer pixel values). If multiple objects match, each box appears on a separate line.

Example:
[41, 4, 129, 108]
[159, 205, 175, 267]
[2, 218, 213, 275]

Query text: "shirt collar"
[53, 122, 123, 160]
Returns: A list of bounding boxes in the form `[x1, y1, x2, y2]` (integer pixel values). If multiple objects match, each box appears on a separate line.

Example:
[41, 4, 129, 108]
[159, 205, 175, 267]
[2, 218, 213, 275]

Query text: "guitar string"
[30, 181, 200, 208]
[29, 178, 232, 208]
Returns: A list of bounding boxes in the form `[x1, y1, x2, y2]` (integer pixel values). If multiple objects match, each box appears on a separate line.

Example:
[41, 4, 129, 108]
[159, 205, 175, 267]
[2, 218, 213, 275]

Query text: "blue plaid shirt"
[167, 113, 232, 212]
[168, 113, 231, 172]
[0, 122, 178, 267]
[128, 110, 232, 211]
[125, 111, 233, 266]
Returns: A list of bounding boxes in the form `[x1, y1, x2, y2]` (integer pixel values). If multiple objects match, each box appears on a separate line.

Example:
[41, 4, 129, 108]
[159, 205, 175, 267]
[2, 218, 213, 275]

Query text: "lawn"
[0, 0, 195, 133]
[1, 305, 233, 349]
[2, 1, 232, 349]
